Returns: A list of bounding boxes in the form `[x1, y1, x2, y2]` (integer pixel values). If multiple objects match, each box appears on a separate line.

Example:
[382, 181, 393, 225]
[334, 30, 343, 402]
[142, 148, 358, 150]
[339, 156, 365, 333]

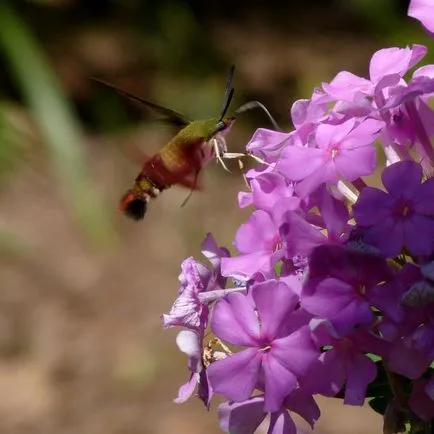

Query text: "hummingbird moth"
[94, 66, 279, 220]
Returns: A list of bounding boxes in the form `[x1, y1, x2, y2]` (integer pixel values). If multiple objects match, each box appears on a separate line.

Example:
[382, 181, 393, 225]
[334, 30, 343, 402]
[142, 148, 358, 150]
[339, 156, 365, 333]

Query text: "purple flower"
[353, 160, 434, 257]
[302, 320, 389, 405]
[207, 280, 319, 412]
[408, 0, 434, 35]
[162, 234, 230, 331]
[218, 389, 320, 434]
[301, 244, 392, 335]
[277, 118, 383, 198]
[387, 317, 434, 379]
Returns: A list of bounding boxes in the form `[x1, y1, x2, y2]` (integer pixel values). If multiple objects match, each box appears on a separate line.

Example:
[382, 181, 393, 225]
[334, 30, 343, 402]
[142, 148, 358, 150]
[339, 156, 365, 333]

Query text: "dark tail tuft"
[119, 191, 148, 220]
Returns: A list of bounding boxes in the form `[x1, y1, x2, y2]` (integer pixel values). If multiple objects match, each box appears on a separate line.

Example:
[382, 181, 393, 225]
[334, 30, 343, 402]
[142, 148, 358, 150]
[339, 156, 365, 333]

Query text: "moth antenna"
[219, 65, 235, 121]
[235, 101, 281, 131]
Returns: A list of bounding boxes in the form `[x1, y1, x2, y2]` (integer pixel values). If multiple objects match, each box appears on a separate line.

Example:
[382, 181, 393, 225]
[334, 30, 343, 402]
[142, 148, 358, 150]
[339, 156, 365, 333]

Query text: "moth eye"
[216, 120, 226, 131]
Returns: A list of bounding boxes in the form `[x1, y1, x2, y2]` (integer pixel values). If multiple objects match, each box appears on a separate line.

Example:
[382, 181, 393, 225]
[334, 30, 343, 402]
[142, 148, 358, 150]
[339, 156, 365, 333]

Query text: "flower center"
[393, 199, 412, 219]
[330, 147, 339, 159]
[259, 344, 272, 353]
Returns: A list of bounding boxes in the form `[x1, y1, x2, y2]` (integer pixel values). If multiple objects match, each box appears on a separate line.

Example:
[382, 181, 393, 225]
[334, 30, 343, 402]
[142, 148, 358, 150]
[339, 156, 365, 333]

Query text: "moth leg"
[177, 173, 203, 190]
[180, 168, 202, 208]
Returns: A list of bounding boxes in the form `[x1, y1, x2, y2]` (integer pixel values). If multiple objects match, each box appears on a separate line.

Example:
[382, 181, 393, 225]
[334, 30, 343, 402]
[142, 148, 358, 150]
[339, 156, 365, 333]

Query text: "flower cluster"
[162, 1, 434, 432]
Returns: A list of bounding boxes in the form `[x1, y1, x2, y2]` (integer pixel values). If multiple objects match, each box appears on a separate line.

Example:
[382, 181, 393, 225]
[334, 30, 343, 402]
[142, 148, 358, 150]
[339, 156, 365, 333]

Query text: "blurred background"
[0, 0, 429, 433]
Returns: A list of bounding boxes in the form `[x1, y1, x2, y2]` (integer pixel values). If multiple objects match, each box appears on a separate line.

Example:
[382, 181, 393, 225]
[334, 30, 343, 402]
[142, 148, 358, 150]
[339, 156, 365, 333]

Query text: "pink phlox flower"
[353, 160, 434, 257]
[217, 389, 320, 434]
[277, 117, 383, 198]
[207, 280, 319, 412]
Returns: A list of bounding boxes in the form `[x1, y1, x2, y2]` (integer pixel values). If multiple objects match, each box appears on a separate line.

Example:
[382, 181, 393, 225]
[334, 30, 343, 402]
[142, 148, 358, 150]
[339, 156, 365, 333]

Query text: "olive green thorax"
[156, 116, 234, 172]
[174, 116, 235, 145]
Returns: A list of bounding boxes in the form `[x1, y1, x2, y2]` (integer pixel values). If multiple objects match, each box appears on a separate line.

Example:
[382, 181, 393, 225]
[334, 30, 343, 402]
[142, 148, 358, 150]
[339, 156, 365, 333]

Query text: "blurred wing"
[92, 78, 190, 128]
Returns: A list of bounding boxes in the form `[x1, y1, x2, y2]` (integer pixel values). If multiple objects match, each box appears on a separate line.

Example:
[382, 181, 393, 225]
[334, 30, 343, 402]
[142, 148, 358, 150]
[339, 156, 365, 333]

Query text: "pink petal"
[218, 398, 266, 434]
[262, 352, 297, 412]
[221, 251, 273, 281]
[268, 409, 297, 434]
[363, 217, 404, 257]
[301, 278, 374, 334]
[413, 64, 434, 78]
[252, 281, 298, 340]
[207, 348, 261, 401]
[238, 191, 253, 208]
[283, 389, 320, 427]
[409, 0, 434, 34]
[247, 128, 290, 160]
[174, 372, 199, 403]
[315, 118, 356, 149]
[322, 71, 372, 100]
[344, 353, 376, 405]
[279, 211, 326, 257]
[335, 144, 377, 180]
[211, 293, 259, 345]
[369, 46, 425, 83]
[235, 210, 277, 253]
[353, 187, 394, 226]
[388, 341, 429, 379]
[176, 330, 201, 363]
[271, 326, 319, 378]
[295, 163, 337, 198]
[414, 178, 434, 214]
[404, 215, 434, 255]
[341, 118, 383, 149]
[277, 146, 325, 181]
[201, 232, 228, 269]
[382, 160, 422, 198]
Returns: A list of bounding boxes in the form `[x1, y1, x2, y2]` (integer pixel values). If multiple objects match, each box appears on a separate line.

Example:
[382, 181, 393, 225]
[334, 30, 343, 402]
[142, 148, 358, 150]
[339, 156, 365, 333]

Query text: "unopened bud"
[401, 280, 434, 307]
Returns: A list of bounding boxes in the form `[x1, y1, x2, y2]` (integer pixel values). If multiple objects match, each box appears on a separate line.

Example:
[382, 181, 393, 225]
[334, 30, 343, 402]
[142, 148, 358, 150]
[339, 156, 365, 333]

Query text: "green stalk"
[0, 4, 116, 247]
